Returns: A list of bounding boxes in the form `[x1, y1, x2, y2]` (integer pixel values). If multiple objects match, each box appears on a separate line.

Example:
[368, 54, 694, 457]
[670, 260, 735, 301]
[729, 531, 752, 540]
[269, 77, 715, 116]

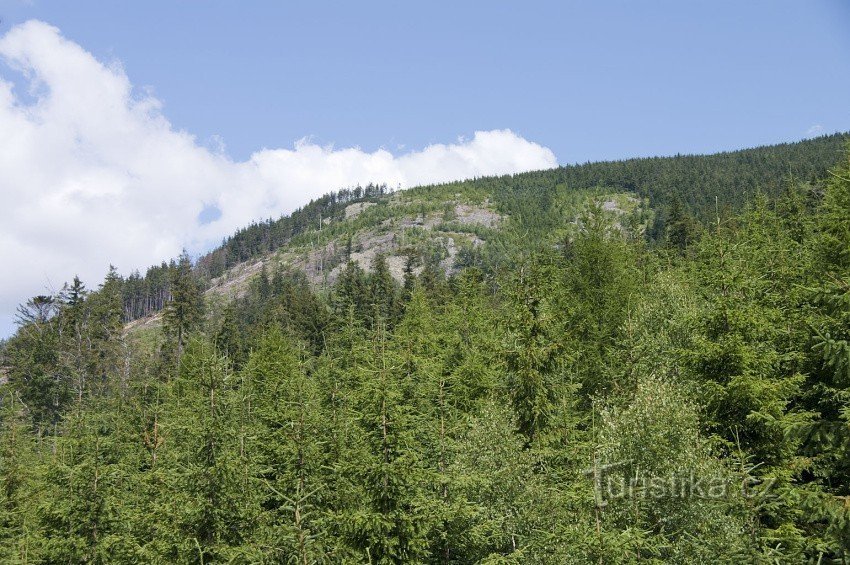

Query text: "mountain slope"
[117, 133, 848, 330]
[199, 133, 846, 296]
[4, 134, 850, 562]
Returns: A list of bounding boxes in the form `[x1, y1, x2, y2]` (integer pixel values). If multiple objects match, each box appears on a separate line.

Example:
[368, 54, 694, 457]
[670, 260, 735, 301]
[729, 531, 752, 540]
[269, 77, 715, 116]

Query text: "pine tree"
[395, 287, 458, 560]
[797, 152, 850, 560]
[666, 194, 698, 253]
[36, 405, 126, 563]
[7, 295, 68, 431]
[401, 253, 417, 303]
[59, 276, 93, 404]
[87, 267, 125, 396]
[368, 254, 400, 327]
[61, 276, 88, 308]
[334, 260, 368, 322]
[560, 204, 639, 400]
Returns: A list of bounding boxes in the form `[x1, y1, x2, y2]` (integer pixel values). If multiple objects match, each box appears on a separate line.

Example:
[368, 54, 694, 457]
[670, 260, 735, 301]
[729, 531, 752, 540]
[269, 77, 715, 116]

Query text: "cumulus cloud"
[805, 124, 824, 138]
[0, 20, 557, 334]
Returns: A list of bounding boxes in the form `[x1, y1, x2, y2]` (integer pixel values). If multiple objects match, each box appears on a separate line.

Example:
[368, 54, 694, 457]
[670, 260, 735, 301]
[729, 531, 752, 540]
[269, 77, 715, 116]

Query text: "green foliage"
[162, 251, 205, 361]
[243, 328, 330, 562]
[36, 406, 132, 563]
[0, 394, 37, 563]
[560, 204, 641, 400]
[153, 338, 252, 563]
[504, 258, 564, 443]
[335, 318, 434, 563]
[2, 137, 850, 562]
[598, 376, 751, 561]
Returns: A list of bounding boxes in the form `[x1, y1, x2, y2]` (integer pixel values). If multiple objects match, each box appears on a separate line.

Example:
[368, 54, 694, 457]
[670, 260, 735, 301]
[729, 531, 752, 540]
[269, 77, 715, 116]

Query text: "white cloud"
[805, 124, 824, 137]
[0, 20, 557, 334]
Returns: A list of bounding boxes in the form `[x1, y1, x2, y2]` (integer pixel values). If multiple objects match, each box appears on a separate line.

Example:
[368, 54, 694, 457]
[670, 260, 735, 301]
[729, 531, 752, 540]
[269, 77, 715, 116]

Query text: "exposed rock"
[601, 195, 639, 214]
[454, 202, 502, 227]
[161, 199, 501, 325]
[344, 201, 376, 220]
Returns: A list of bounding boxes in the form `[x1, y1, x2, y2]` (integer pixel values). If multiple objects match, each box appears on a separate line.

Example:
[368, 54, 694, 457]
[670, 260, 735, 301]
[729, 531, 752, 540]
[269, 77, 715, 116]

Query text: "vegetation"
[112, 133, 848, 325]
[2, 135, 850, 562]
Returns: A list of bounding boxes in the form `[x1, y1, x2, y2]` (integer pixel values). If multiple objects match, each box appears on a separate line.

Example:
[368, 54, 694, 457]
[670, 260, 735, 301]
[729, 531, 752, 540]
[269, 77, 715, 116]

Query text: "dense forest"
[1, 135, 850, 562]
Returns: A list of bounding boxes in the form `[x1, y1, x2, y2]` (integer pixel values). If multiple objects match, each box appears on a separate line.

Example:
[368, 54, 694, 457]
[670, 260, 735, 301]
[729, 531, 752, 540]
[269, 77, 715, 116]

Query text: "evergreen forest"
[2, 133, 850, 563]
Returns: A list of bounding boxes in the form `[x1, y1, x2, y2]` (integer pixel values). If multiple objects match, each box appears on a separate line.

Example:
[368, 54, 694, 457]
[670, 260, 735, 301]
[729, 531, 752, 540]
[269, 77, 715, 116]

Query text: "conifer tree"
[154, 338, 251, 562]
[666, 194, 698, 253]
[446, 399, 541, 562]
[87, 267, 125, 395]
[368, 254, 401, 327]
[1, 136, 849, 561]
[338, 317, 431, 562]
[244, 329, 329, 562]
[394, 287, 459, 559]
[560, 204, 638, 399]
[61, 276, 88, 308]
[7, 295, 68, 431]
[59, 276, 93, 404]
[504, 259, 563, 443]
[163, 252, 205, 363]
[316, 303, 368, 468]
[687, 226, 806, 469]
[444, 269, 503, 407]
[797, 152, 850, 560]
[401, 253, 417, 302]
[36, 405, 126, 563]
[0, 393, 37, 563]
[334, 260, 368, 322]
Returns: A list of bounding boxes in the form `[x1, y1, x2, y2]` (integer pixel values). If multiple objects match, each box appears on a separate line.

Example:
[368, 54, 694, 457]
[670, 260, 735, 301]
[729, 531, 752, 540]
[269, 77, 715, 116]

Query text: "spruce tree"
[244, 328, 329, 562]
[666, 194, 698, 253]
[368, 254, 400, 327]
[163, 251, 205, 363]
[0, 393, 38, 563]
[504, 259, 563, 444]
[338, 317, 431, 562]
[153, 338, 252, 562]
[36, 405, 127, 563]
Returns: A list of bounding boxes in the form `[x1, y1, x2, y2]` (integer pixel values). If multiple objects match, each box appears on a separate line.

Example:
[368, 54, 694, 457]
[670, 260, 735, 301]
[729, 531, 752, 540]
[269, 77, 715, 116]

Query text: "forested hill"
[199, 132, 849, 276]
[2, 134, 850, 562]
[118, 132, 848, 325]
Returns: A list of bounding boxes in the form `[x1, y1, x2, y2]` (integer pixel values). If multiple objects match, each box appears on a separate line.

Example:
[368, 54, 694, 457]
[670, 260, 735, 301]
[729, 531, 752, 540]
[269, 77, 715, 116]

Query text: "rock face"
[344, 201, 376, 220]
[202, 199, 504, 298]
[601, 195, 639, 214]
[126, 189, 651, 334]
[454, 202, 501, 227]
[208, 259, 266, 298]
[322, 201, 500, 285]
[195, 191, 650, 306]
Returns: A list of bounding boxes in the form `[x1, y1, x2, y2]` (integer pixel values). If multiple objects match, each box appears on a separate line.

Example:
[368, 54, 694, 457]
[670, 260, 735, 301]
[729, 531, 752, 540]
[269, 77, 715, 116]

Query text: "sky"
[0, 0, 849, 336]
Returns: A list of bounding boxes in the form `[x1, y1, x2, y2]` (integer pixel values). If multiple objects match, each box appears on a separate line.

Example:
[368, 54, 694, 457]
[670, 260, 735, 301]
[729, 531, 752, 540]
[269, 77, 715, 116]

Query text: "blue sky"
[3, 0, 848, 164]
[0, 0, 849, 337]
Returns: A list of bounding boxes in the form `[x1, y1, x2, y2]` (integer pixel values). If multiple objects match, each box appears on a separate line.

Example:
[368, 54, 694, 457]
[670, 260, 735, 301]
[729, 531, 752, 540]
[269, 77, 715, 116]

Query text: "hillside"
[2, 134, 850, 562]
[121, 132, 849, 327]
